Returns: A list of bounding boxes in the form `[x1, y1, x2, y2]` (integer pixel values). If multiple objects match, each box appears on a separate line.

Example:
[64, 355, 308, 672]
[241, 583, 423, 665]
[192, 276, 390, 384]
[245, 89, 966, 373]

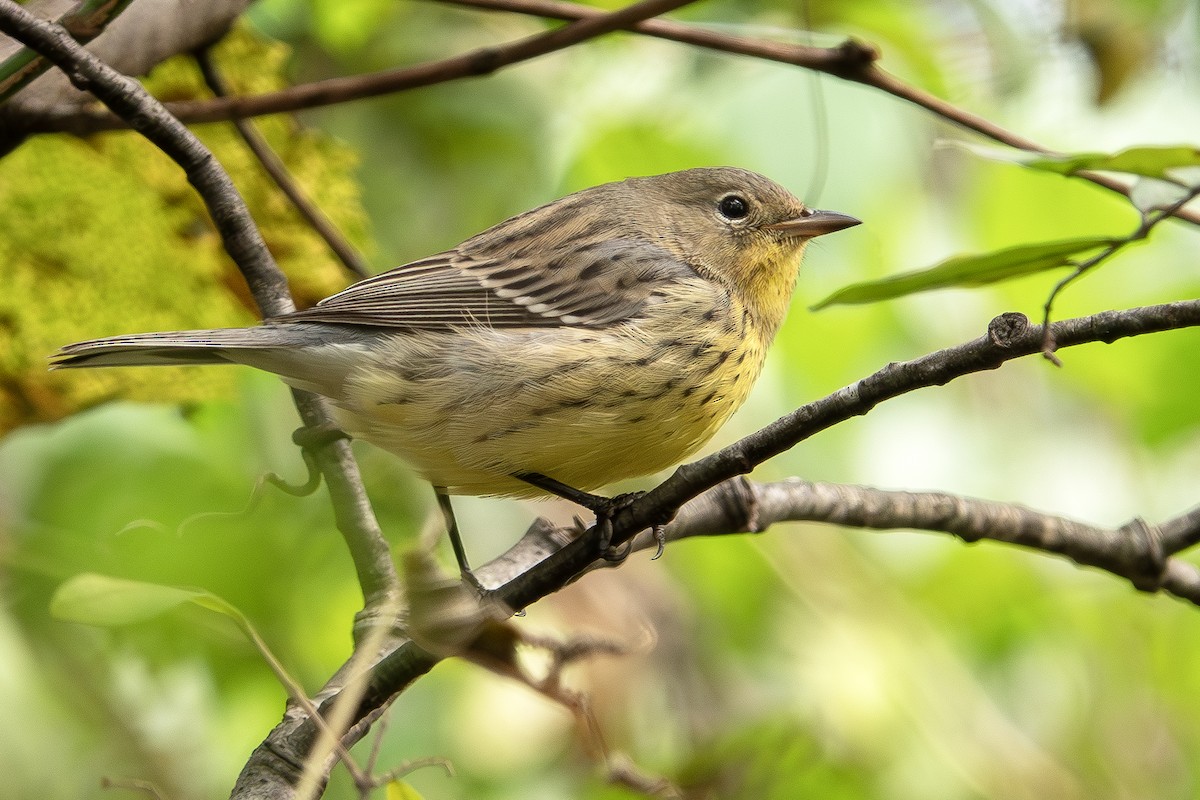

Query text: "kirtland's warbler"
[53, 167, 859, 572]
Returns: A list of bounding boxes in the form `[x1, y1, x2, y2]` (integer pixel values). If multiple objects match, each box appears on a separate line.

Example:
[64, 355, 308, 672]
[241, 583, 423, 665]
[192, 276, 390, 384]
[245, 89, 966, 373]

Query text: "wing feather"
[281, 238, 698, 330]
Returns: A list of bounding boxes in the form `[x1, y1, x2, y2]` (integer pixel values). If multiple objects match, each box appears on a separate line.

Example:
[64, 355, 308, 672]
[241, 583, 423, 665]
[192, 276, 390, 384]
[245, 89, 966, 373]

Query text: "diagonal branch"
[276, 442, 1200, 794]
[490, 304, 1200, 608]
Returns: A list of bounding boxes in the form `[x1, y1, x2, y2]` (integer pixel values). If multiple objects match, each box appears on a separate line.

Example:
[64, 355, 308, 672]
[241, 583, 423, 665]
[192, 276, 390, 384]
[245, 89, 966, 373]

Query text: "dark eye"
[717, 194, 750, 220]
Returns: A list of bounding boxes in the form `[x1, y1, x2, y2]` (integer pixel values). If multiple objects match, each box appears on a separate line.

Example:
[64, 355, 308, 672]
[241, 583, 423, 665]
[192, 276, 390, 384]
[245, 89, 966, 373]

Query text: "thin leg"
[434, 487, 472, 575]
[514, 472, 647, 561]
[514, 472, 627, 515]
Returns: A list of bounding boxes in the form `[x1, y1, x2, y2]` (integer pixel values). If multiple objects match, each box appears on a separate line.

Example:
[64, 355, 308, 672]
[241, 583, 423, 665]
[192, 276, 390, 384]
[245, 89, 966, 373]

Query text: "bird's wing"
[281, 238, 699, 330]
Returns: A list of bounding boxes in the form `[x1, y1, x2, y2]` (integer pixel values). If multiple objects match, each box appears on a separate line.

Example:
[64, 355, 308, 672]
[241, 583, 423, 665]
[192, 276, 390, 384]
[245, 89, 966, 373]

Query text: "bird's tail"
[50, 325, 324, 369]
[53, 327, 273, 368]
[52, 323, 376, 398]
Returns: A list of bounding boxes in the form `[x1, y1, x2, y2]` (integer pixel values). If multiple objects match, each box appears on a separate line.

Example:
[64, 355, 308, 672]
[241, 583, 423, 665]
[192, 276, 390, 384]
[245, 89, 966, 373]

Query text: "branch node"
[1120, 517, 1166, 592]
[729, 476, 761, 532]
[986, 312, 1029, 347]
[834, 38, 879, 68]
[468, 46, 503, 75]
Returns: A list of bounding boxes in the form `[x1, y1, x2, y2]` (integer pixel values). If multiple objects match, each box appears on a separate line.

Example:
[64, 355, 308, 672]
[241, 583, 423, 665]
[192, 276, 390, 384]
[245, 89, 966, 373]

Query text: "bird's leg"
[434, 487, 485, 593]
[514, 472, 645, 561]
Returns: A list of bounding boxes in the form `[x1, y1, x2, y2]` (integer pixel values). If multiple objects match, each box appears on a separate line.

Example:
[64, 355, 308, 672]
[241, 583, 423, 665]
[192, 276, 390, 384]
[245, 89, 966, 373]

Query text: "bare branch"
[636, 305, 1200, 540]
[12, 0, 702, 131]
[471, 303, 1200, 609]
[685, 480, 1200, 603]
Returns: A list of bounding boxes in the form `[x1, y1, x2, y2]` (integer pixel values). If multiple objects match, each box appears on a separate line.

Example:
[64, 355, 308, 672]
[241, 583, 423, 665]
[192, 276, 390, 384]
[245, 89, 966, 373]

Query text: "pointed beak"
[766, 209, 861, 238]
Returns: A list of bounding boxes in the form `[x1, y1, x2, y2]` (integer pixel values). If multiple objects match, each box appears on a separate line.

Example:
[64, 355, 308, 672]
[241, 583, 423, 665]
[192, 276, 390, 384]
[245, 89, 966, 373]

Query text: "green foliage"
[812, 235, 1121, 309]
[0, 26, 367, 432]
[4, 1, 1200, 799]
[51, 573, 219, 627]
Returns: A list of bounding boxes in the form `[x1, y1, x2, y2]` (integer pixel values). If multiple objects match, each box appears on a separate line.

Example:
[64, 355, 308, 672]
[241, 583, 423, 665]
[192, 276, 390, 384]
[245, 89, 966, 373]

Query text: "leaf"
[50, 573, 209, 626]
[950, 141, 1200, 182]
[386, 780, 426, 800]
[50, 573, 253, 629]
[811, 237, 1118, 309]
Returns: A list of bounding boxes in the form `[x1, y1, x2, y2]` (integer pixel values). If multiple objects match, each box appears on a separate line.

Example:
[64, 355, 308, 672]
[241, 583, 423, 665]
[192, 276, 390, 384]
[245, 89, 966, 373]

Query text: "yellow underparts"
[334, 276, 785, 497]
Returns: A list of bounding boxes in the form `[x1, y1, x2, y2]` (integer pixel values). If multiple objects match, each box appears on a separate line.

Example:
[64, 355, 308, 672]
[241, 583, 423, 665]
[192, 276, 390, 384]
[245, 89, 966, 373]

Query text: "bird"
[52, 166, 859, 576]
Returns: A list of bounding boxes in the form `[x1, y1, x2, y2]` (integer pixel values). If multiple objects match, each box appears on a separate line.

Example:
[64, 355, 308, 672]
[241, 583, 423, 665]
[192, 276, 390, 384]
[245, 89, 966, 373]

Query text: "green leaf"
[953, 142, 1200, 182]
[1026, 146, 1200, 181]
[386, 780, 426, 800]
[50, 573, 253, 629]
[811, 237, 1118, 309]
[50, 573, 209, 626]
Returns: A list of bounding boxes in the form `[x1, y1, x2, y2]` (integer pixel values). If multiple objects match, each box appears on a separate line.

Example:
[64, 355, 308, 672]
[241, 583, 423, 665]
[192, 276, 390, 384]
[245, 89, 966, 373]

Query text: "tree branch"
[9, 0, 700, 131]
[492, 304, 1200, 607]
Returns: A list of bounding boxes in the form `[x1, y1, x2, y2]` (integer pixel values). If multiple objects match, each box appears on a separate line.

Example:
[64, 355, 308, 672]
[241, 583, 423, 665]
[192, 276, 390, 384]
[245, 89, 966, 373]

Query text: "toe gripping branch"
[514, 473, 670, 562]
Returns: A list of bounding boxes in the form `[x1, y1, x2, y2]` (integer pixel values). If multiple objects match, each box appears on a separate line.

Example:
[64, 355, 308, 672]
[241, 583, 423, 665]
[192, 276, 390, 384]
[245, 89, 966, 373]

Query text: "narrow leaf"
[50, 573, 207, 626]
[812, 237, 1117, 309]
[951, 141, 1200, 182]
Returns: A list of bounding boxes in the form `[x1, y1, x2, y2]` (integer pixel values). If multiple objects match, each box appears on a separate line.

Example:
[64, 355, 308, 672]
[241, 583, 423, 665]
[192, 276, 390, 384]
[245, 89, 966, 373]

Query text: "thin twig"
[11, 0, 702, 130]
[1040, 182, 1200, 360]
[194, 48, 371, 280]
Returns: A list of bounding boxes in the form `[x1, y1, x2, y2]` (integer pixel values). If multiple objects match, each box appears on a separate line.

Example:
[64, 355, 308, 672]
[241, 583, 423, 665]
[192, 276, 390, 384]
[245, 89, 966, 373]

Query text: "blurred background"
[2, 0, 1200, 797]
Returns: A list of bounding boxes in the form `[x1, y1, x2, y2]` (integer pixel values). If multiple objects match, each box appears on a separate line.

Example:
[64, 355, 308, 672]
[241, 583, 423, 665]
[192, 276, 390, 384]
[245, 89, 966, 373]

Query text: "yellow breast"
[333, 277, 778, 497]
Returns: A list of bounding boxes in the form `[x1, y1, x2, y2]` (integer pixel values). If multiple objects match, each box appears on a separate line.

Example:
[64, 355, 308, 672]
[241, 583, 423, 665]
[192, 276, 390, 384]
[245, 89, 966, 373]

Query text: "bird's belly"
[335, 317, 767, 497]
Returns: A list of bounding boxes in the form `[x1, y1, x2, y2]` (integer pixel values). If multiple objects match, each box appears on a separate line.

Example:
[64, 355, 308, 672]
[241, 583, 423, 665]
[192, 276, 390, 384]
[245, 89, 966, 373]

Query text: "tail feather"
[50, 327, 291, 369]
[53, 323, 379, 398]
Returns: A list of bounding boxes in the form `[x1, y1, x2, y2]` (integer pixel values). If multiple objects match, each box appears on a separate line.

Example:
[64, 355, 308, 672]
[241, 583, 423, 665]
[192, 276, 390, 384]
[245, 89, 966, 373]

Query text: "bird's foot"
[517, 473, 658, 563]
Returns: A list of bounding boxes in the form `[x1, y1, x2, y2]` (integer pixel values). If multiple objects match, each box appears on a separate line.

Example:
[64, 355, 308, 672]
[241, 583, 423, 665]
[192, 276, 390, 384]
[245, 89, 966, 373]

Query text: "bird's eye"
[717, 194, 750, 220]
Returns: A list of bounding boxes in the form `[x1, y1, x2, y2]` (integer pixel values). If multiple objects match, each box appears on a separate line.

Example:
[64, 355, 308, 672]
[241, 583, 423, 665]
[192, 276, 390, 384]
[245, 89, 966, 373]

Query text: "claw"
[650, 524, 667, 560]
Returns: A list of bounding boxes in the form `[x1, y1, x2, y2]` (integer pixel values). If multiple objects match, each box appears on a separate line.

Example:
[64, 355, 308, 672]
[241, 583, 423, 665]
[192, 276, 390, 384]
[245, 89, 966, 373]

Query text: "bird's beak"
[766, 209, 861, 238]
